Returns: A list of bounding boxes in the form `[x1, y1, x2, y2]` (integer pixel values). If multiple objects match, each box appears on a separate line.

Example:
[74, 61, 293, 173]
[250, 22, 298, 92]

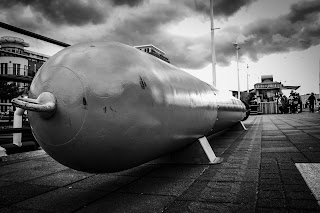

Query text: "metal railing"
[0, 67, 35, 77]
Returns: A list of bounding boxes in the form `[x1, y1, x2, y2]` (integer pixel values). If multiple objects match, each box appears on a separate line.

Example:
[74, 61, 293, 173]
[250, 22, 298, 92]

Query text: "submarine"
[12, 41, 249, 173]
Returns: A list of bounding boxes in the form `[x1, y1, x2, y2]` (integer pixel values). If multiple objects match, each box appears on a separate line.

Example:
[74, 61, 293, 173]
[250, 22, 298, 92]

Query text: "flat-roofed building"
[0, 36, 49, 112]
[134, 44, 170, 63]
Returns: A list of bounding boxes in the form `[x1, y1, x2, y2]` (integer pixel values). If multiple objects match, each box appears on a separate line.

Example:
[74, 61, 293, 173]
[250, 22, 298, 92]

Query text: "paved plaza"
[1, 112, 320, 212]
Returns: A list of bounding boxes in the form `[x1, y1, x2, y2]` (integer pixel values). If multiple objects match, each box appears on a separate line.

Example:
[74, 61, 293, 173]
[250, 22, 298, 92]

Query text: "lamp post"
[210, 0, 220, 87]
[247, 64, 249, 93]
[233, 42, 240, 99]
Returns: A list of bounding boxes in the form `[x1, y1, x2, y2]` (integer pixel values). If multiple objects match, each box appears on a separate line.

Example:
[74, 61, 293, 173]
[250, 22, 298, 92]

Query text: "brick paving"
[0, 112, 320, 212]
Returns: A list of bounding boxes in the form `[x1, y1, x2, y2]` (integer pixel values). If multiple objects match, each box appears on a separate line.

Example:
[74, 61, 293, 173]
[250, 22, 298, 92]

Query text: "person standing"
[288, 93, 294, 113]
[282, 95, 288, 113]
[297, 93, 302, 113]
[277, 94, 283, 114]
[293, 93, 299, 113]
[308, 93, 316, 113]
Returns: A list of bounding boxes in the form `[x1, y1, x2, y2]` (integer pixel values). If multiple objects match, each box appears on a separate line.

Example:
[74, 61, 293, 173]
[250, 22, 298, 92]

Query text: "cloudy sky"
[0, 0, 319, 95]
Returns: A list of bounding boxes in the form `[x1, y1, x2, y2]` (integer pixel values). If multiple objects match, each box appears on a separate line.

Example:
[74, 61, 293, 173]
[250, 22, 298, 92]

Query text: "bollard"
[13, 107, 25, 147]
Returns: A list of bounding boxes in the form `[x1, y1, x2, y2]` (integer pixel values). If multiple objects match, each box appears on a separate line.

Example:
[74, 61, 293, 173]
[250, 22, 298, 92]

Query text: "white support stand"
[0, 146, 7, 158]
[198, 136, 223, 164]
[233, 121, 248, 130]
[240, 121, 247, 130]
[13, 107, 25, 147]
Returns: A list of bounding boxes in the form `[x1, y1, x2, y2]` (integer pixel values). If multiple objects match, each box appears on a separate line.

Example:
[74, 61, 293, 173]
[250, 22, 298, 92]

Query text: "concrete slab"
[312, 134, 320, 140]
[119, 177, 195, 196]
[178, 180, 258, 204]
[76, 192, 175, 213]
[165, 200, 255, 212]
[0, 166, 67, 183]
[0, 206, 44, 213]
[145, 165, 208, 179]
[262, 135, 288, 140]
[199, 167, 259, 182]
[262, 130, 283, 136]
[296, 163, 320, 205]
[26, 170, 94, 187]
[69, 174, 139, 193]
[14, 187, 106, 213]
[262, 147, 299, 152]
[113, 164, 160, 177]
[0, 181, 15, 188]
[0, 183, 56, 206]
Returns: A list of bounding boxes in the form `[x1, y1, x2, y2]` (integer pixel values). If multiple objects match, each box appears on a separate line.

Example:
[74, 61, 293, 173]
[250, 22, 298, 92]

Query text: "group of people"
[277, 92, 302, 114]
[277, 92, 317, 114]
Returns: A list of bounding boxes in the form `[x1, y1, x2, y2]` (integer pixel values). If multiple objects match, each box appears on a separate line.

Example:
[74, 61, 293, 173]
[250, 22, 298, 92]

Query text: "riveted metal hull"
[27, 42, 247, 173]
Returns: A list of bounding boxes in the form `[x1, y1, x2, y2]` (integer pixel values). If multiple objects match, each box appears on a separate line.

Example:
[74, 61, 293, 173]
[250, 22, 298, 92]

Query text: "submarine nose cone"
[28, 66, 86, 147]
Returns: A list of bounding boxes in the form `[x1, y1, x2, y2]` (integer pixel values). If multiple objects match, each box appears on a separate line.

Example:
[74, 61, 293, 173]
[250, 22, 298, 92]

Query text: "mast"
[210, 0, 216, 87]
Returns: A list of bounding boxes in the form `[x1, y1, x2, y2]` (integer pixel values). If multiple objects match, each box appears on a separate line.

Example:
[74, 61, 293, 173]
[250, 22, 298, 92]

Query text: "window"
[13, 63, 16, 75]
[24, 65, 27, 76]
[17, 64, 20, 75]
[1, 63, 8, 75]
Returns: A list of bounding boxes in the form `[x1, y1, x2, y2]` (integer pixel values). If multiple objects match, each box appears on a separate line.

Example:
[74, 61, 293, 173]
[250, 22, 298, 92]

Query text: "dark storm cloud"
[161, 0, 320, 68]
[0, 0, 257, 69]
[173, 0, 320, 68]
[186, 0, 257, 17]
[100, 0, 258, 69]
[110, 0, 144, 7]
[161, 36, 212, 69]
[112, 4, 185, 39]
[236, 0, 320, 64]
[0, 0, 107, 26]
[213, 0, 256, 17]
[288, 0, 320, 23]
[101, 3, 206, 69]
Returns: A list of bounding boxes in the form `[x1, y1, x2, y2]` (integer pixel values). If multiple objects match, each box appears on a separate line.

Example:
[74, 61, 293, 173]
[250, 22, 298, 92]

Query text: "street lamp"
[233, 42, 240, 99]
[247, 64, 249, 93]
[210, 0, 220, 87]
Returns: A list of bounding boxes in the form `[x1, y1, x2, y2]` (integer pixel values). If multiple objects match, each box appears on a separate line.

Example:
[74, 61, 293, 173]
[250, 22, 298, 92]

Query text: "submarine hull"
[21, 42, 246, 173]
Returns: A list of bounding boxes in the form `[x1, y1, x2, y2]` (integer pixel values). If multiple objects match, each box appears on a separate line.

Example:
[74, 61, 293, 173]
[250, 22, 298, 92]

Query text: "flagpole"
[247, 64, 249, 93]
[210, 0, 216, 87]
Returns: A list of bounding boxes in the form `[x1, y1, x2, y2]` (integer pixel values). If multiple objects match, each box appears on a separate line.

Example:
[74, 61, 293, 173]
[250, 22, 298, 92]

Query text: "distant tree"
[0, 80, 23, 100]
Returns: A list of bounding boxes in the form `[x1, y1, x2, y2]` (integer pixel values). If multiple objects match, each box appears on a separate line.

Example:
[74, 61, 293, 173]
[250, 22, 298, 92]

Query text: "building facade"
[0, 36, 49, 112]
[254, 75, 300, 103]
[134, 44, 170, 63]
[254, 75, 282, 102]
